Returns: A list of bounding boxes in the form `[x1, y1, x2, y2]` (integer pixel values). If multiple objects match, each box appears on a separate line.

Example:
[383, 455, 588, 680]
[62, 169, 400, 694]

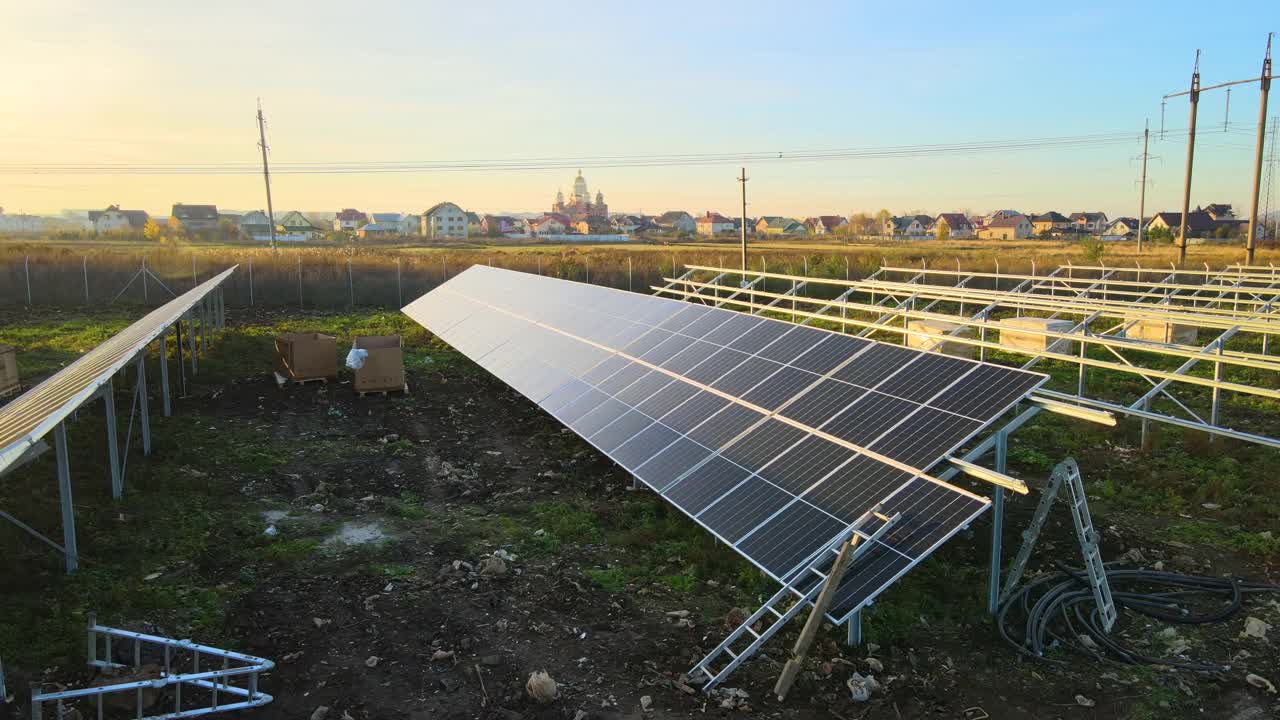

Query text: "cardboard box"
[998, 317, 1076, 352]
[906, 319, 974, 358]
[353, 335, 405, 392]
[274, 333, 338, 380]
[0, 345, 18, 393]
[1124, 320, 1198, 345]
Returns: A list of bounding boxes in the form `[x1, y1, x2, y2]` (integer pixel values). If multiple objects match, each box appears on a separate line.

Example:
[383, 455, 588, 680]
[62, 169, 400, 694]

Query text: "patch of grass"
[260, 538, 320, 563]
[585, 566, 630, 592]
[1163, 520, 1280, 558]
[529, 501, 601, 544]
[384, 490, 427, 520]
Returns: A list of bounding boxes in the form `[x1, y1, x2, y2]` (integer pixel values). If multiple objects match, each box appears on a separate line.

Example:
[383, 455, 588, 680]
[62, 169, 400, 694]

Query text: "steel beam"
[986, 430, 1008, 615]
[136, 355, 150, 457]
[54, 422, 78, 574]
[103, 378, 121, 499]
[159, 328, 171, 417]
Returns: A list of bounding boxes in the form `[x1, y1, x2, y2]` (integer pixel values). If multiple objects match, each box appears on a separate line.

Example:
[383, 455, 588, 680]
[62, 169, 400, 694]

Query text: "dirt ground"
[2, 308, 1279, 720]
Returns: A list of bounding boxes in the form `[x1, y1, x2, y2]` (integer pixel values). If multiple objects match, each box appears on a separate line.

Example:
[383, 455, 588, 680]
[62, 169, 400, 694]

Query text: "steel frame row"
[0, 268, 236, 573]
[655, 262, 1280, 450]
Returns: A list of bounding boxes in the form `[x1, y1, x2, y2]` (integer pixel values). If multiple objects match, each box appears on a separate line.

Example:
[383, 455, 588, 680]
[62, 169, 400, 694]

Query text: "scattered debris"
[526, 670, 558, 704]
[865, 657, 884, 673]
[1242, 617, 1271, 640]
[479, 556, 508, 577]
[639, 695, 653, 712]
[312, 618, 331, 629]
[311, 707, 331, 720]
[1075, 694, 1096, 708]
[364, 655, 379, 668]
[431, 649, 454, 662]
[1245, 674, 1276, 695]
[846, 673, 878, 702]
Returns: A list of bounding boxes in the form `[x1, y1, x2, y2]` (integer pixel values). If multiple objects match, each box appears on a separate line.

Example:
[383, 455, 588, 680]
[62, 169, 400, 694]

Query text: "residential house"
[1031, 211, 1071, 235]
[1202, 203, 1235, 220]
[278, 210, 323, 239]
[884, 215, 930, 239]
[574, 216, 613, 235]
[1069, 212, 1109, 233]
[804, 215, 849, 235]
[696, 211, 737, 236]
[465, 212, 482, 232]
[984, 209, 1023, 226]
[1146, 211, 1216, 239]
[421, 202, 469, 240]
[756, 217, 805, 235]
[968, 215, 987, 232]
[977, 214, 1032, 240]
[481, 215, 523, 235]
[656, 210, 696, 233]
[238, 210, 273, 240]
[169, 203, 219, 233]
[929, 213, 974, 239]
[368, 213, 406, 235]
[90, 205, 150, 234]
[334, 208, 368, 232]
[357, 223, 399, 239]
[529, 215, 567, 236]
[610, 215, 642, 233]
[1101, 217, 1141, 240]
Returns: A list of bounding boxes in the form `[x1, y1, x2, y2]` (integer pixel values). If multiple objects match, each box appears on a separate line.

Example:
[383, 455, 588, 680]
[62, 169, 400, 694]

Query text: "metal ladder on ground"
[999, 457, 1116, 631]
[689, 507, 900, 691]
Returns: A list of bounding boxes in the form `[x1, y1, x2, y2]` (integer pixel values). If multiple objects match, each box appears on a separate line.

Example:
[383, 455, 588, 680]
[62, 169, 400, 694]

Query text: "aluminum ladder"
[689, 507, 899, 691]
[999, 457, 1116, 632]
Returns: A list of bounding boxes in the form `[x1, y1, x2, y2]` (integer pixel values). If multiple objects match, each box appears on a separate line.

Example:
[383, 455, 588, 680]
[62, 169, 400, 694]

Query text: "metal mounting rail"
[30, 613, 273, 720]
[689, 507, 900, 691]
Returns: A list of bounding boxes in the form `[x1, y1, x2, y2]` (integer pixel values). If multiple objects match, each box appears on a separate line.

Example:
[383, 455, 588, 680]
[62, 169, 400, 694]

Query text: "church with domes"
[552, 170, 608, 222]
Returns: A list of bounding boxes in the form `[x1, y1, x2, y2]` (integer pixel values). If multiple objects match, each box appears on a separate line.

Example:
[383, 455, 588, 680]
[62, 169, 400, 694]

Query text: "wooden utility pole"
[738, 167, 749, 283]
[257, 99, 278, 252]
[774, 533, 861, 701]
[1176, 50, 1201, 266]
[1138, 122, 1150, 253]
[1247, 34, 1273, 264]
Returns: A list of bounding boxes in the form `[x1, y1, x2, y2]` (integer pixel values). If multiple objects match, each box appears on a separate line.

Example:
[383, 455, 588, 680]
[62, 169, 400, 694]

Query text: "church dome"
[572, 170, 589, 201]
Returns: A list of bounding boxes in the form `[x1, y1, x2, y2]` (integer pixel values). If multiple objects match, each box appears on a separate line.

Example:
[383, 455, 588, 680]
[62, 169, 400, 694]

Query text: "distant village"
[0, 171, 1265, 243]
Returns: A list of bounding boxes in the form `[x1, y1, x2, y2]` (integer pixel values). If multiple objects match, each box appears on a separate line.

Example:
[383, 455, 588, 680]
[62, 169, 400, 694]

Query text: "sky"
[0, 1, 1276, 219]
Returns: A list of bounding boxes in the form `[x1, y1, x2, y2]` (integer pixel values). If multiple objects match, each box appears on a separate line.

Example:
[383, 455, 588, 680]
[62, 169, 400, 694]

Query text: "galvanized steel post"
[987, 430, 1008, 615]
[159, 328, 171, 417]
[104, 378, 122, 499]
[137, 354, 151, 457]
[54, 422, 78, 574]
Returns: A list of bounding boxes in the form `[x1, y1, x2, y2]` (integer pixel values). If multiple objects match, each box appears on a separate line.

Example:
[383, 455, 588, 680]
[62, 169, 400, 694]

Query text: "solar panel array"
[404, 266, 1046, 621]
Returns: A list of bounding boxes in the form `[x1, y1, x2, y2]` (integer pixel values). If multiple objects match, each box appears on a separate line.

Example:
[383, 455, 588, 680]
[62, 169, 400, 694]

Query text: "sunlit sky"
[1, 1, 1275, 218]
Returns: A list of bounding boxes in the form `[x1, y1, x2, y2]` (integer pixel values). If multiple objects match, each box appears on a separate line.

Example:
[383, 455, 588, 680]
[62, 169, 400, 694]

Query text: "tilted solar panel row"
[404, 266, 1045, 620]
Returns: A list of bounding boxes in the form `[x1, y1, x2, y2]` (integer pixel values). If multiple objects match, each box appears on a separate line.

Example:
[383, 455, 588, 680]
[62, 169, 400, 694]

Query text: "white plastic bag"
[345, 347, 368, 370]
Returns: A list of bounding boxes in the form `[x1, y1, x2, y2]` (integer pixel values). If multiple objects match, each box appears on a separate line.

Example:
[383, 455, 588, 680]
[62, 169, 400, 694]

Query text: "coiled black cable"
[997, 562, 1280, 670]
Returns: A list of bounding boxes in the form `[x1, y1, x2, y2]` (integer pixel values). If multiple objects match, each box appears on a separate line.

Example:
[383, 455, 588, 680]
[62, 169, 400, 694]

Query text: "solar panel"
[403, 266, 1046, 621]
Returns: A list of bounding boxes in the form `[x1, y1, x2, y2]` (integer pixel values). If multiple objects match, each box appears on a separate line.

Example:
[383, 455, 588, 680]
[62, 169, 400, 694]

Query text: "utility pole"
[1138, 122, 1150, 254]
[256, 99, 277, 252]
[738, 167, 749, 286]
[1246, 34, 1273, 264]
[1176, 50, 1201, 266]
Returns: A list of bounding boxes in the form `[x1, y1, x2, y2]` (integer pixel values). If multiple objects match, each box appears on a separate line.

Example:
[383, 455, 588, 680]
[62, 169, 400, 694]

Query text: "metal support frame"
[136, 354, 151, 457]
[29, 613, 274, 719]
[656, 263, 1280, 449]
[103, 379, 122, 500]
[54, 422, 78, 573]
[986, 431, 1008, 615]
[159, 328, 171, 417]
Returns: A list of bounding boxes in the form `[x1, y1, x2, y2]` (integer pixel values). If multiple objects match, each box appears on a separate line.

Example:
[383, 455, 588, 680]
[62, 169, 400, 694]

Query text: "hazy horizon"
[2, 1, 1276, 220]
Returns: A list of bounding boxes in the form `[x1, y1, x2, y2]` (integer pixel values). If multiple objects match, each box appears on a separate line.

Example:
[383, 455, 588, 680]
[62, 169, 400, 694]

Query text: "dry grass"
[2, 235, 1276, 308]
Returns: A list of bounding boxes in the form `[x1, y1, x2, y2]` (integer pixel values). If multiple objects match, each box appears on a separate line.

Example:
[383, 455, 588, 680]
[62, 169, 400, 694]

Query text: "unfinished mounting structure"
[0, 267, 236, 573]
[657, 261, 1280, 450]
[29, 613, 273, 719]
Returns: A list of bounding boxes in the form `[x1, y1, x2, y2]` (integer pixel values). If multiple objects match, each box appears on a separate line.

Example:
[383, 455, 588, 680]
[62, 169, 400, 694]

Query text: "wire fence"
[3, 248, 883, 310]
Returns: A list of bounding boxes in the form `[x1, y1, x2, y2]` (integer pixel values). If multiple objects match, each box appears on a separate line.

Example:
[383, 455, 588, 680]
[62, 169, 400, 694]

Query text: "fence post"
[141, 256, 148, 304]
[396, 258, 402, 307]
[248, 256, 254, 306]
[297, 255, 303, 311]
[585, 258, 590, 284]
[25, 256, 31, 306]
[83, 256, 90, 304]
[442, 258, 448, 282]
[628, 256, 633, 292]
[191, 256, 197, 289]
[348, 256, 354, 309]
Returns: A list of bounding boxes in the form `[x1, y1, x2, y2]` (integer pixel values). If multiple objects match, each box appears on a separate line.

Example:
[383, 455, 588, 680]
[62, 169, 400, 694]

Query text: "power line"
[0, 126, 1253, 176]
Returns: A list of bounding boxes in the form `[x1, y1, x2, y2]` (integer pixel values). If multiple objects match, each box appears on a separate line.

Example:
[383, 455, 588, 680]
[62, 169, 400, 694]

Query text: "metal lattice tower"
[1266, 116, 1278, 239]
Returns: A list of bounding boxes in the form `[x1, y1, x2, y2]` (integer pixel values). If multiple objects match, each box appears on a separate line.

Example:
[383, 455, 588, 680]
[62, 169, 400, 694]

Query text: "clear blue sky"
[1, 1, 1275, 219]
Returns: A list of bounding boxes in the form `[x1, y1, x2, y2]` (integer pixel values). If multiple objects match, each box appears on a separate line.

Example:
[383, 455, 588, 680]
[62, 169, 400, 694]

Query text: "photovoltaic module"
[404, 266, 1045, 620]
